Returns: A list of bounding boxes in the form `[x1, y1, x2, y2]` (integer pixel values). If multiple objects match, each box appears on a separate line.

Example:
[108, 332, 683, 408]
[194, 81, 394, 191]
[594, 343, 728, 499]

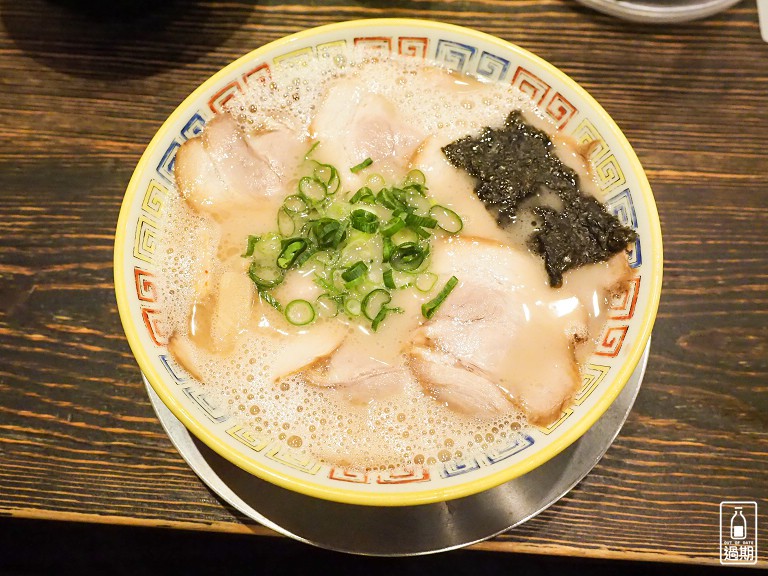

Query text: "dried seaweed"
[442, 111, 637, 287]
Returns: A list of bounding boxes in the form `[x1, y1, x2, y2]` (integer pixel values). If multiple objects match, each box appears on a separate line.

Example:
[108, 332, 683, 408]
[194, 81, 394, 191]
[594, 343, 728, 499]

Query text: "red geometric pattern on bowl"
[353, 36, 393, 53]
[208, 81, 241, 114]
[595, 325, 630, 357]
[329, 468, 369, 484]
[511, 66, 550, 104]
[208, 63, 272, 113]
[376, 467, 430, 484]
[511, 66, 577, 129]
[610, 276, 641, 320]
[242, 63, 271, 85]
[545, 91, 577, 129]
[134, 268, 157, 303]
[141, 307, 166, 347]
[398, 37, 429, 58]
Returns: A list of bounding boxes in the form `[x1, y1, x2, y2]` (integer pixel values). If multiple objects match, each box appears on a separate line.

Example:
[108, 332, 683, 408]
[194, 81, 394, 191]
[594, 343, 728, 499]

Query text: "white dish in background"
[575, 0, 742, 22]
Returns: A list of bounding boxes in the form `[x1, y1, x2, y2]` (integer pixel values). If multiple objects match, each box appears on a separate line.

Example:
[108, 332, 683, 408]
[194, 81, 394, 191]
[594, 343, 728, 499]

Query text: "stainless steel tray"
[145, 340, 650, 556]
[575, 0, 741, 22]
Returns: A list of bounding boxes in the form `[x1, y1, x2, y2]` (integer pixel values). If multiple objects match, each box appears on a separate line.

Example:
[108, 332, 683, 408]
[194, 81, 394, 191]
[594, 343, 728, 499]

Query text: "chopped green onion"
[293, 244, 317, 268]
[341, 234, 379, 267]
[371, 307, 389, 331]
[365, 173, 386, 192]
[314, 163, 334, 184]
[311, 218, 347, 249]
[413, 225, 432, 239]
[404, 183, 428, 197]
[314, 163, 340, 195]
[391, 227, 420, 246]
[429, 205, 464, 234]
[382, 236, 394, 263]
[341, 260, 368, 283]
[404, 213, 438, 229]
[277, 238, 309, 269]
[390, 242, 426, 272]
[380, 217, 405, 237]
[371, 305, 402, 331]
[240, 156, 458, 331]
[242, 235, 260, 258]
[376, 188, 410, 212]
[283, 195, 308, 213]
[350, 209, 379, 234]
[315, 294, 339, 318]
[391, 188, 408, 207]
[401, 187, 431, 212]
[314, 276, 337, 295]
[349, 187, 375, 204]
[350, 157, 373, 173]
[259, 290, 283, 312]
[344, 297, 362, 316]
[415, 272, 438, 292]
[422, 276, 459, 319]
[299, 176, 327, 202]
[248, 262, 284, 289]
[285, 299, 315, 325]
[362, 288, 392, 321]
[277, 208, 296, 236]
[311, 250, 339, 269]
[252, 232, 282, 259]
[383, 268, 396, 289]
[304, 141, 320, 160]
[404, 169, 426, 187]
[344, 276, 365, 291]
[326, 173, 341, 195]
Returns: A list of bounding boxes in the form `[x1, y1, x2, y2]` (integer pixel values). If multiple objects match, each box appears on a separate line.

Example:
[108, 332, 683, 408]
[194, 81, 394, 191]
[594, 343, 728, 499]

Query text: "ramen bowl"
[114, 19, 662, 507]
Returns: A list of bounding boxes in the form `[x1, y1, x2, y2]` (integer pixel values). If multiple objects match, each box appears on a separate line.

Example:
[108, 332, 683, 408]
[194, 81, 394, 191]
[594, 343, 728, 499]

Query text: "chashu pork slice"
[174, 113, 304, 220]
[265, 323, 349, 384]
[309, 78, 425, 188]
[300, 339, 411, 405]
[169, 317, 349, 389]
[407, 237, 586, 426]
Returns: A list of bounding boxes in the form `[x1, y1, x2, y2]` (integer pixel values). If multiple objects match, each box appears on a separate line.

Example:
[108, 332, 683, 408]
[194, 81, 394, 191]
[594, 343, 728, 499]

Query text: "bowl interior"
[114, 18, 662, 506]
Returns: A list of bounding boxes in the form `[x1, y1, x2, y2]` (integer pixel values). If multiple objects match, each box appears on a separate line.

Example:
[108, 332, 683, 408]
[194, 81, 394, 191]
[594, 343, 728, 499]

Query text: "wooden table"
[1, 0, 766, 567]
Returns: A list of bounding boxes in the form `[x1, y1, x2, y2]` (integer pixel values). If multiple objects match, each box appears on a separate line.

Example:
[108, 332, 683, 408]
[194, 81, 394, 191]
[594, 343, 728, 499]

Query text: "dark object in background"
[442, 111, 636, 287]
[0, 0, 242, 80]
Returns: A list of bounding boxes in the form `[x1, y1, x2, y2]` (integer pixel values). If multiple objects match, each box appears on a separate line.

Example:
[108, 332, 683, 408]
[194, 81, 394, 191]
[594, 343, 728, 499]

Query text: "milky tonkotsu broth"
[158, 52, 630, 471]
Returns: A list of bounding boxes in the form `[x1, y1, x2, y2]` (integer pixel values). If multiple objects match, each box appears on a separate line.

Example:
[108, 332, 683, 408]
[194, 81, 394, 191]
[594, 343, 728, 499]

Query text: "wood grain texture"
[0, 0, 766, 565]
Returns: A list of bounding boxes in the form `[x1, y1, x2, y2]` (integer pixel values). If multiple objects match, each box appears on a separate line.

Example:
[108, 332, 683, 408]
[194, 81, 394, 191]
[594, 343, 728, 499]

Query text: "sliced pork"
[175, 113, 305, 220]
[310, 78, 425, 186]
[406, 237, 587, 425]
[266, 323, 348, 383]
[300, 340, 410, 405]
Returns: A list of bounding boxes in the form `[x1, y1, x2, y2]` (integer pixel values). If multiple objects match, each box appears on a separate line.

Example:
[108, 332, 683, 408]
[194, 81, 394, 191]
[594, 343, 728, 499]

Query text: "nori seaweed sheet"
[442, 111, 637, 287]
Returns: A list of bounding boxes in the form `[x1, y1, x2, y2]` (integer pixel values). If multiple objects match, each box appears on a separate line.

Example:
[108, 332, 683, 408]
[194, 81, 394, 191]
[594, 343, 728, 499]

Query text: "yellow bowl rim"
[114, 17, 663, 507]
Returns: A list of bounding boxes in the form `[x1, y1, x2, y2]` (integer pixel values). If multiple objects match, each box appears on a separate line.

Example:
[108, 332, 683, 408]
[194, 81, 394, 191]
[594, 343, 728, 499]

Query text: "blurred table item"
[574, 0, 742, 22]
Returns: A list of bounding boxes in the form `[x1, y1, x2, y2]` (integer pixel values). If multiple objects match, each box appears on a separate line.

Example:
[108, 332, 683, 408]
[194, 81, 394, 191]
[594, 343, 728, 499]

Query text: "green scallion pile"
[242, 147, 463, 331]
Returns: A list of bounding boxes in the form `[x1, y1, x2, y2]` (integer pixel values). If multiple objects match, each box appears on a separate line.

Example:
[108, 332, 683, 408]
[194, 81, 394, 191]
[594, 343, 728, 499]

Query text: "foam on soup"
[157, 51, 632, 471]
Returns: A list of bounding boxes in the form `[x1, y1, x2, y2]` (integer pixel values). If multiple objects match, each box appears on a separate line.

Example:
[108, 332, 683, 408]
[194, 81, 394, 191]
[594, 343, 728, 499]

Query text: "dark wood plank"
[0, 0, 766, 565]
